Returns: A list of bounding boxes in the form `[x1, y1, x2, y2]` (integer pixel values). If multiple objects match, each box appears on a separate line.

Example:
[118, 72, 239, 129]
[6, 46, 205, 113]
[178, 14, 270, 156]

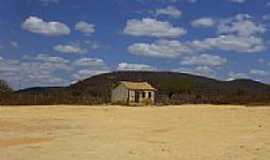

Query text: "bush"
[143, 98, 153, 106]
[0, 80, 12, 94]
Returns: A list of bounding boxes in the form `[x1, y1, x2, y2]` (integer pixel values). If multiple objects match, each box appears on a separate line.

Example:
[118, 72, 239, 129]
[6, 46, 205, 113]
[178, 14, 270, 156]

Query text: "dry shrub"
[143, 98, 153, 106]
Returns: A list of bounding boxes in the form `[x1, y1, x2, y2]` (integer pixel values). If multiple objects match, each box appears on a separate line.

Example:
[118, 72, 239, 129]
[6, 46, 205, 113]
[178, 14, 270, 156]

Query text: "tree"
[0, 80, 12, 94]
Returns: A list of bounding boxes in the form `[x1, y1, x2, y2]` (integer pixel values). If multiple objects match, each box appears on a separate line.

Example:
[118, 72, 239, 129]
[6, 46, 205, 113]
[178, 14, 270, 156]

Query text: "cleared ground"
[0, 105, 270, 160]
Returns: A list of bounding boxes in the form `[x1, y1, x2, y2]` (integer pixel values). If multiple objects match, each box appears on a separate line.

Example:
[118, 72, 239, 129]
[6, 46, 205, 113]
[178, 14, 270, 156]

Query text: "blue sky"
[0, 0, 270, 89]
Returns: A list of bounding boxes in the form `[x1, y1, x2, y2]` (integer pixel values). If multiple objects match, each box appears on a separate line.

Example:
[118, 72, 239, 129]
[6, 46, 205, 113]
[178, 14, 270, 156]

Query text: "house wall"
[111, 84, 129, 104]
[138, 90, 155, 103]
[112, 85, 156, 105]
[129, 90, 135, 102]
[127, 90, 155, 104]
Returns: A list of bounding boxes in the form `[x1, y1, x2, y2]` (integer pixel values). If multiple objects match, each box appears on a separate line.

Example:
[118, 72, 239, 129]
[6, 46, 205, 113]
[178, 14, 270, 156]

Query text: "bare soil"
[0, 105, 270, 160]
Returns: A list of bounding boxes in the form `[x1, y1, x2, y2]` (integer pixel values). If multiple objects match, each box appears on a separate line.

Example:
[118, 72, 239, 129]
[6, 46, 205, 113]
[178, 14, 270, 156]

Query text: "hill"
[2, 71, 270, 105]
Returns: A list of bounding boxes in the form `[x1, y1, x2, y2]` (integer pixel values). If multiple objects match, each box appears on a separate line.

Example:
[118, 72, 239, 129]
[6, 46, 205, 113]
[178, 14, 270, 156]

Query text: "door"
[135, 91, 140, 103]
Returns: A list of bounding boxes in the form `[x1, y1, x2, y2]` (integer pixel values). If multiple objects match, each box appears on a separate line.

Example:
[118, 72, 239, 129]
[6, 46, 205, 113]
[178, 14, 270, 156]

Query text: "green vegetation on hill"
[1, 71, 270, 105]
[0, 80, 12, 95]
[0, 80, 13, 104]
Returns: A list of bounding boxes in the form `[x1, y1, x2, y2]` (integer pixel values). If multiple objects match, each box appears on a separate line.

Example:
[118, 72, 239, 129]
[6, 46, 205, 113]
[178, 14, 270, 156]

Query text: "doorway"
[135, 91, 140, 103]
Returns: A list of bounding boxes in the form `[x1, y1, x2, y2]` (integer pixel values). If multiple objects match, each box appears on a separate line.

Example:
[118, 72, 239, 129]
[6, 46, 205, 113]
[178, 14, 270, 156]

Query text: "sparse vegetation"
[1, 71, 270, 105]
[0, 80, 12, 95]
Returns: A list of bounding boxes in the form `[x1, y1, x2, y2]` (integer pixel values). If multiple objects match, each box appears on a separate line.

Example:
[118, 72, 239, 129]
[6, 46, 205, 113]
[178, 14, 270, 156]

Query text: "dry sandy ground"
[0, 105, 270, 160]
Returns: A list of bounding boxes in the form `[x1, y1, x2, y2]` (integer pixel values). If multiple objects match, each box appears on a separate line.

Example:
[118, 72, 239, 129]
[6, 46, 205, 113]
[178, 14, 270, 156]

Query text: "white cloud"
[35, 54, 70, 64]
[173, 66, 217, 78]
[123, 18, 186, 38]
[181, 54, 227, 66]
[250, 69, 269, 77]
[0, 54, 71, 88]
[217, 14, 266, 36]
[22, 16, 70, 36]
[190, 14, 266, 53]
[227, 72, 249, 80]
[128, 40, 191, 58]
[262, 14, 270, 21]
[39, 0, 60, 4]
[75, 21, 95, 36]
[0, 54, 110, 89]
[191, 17, 215, 28]
[129, 34, 265, 60]
[193, 66, 216, 77]
[53, 44, 88, 54]
[10, 41, 18, 48]
[73, 58, 105, 67]
[128, 14, 267, 60]
[72, 69, 109, 80]
[139, 0, 197, 3]
[192, 35, 266, 53]
[117, 62, 156, 71]
[155, 6, 182, 18]
[227, 0, 247, 3]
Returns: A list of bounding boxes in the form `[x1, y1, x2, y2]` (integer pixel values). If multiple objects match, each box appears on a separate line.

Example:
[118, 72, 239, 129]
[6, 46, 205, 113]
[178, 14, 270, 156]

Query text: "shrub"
[143, 98, 153, 106]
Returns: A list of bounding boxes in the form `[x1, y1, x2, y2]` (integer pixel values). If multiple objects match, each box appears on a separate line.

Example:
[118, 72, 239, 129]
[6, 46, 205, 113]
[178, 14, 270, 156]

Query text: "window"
[149, 92, 152, 98]
[142, 92, 146, 98]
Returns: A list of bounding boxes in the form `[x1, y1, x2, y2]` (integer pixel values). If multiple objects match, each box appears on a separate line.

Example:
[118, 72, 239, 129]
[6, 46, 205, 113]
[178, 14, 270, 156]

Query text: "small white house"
[111, 81, 156, 105]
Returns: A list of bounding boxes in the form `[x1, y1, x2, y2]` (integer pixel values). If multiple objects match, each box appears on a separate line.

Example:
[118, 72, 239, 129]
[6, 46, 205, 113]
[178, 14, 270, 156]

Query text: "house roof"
[120, 81, 156, 91]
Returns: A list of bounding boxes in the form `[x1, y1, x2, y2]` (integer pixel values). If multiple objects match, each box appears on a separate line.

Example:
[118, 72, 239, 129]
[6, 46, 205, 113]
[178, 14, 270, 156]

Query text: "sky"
[0, 0, 270, 89]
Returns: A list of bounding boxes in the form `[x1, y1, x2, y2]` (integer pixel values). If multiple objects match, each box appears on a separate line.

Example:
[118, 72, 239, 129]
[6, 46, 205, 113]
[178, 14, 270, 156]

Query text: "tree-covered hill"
[2, 71, 270, 105]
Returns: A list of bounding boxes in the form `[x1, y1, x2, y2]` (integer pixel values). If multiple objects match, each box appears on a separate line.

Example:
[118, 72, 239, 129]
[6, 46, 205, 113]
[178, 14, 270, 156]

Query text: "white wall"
[129, 90, 135, 102]
[111, 84, 129, 103]
[112, 85, 156, 104]
[138, 91, 155, 103]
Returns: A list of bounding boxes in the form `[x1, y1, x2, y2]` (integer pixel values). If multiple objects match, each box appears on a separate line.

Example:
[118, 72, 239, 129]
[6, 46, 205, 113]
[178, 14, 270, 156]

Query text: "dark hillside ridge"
[1, 71, 270, 105]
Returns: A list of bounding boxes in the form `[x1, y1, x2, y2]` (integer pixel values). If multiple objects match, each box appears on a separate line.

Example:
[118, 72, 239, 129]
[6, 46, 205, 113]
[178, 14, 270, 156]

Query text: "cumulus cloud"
[250, 69, 269, 77]
[53, 44, 88, 54]
[227, 72, 249, 80]
[128, 14, 266, 59]
[227, 0, 247, 3]
[71, 58, 110, 81]
[0, 55, 71, 88]
[217, 14, 266, 37]
[72, 69, 109, 81]
[192, 35, 265, 53]
[136, 0, 197, 3]
[128, 34, 265, 60]
[181, 54, 227, 66]
[75, 21, 95, 36]
[155, 6, 182, 18]
[34, 54, 70, 64]
[39, 0, 60, 4]
[128, 40, 191, 58]
[0, 54, 109, 89]
[22, 16, 70, 36]
[191, 17, 215, 28]
[10, 41, 18, 48]
[73, 58, 105, 67]
[123, 18, 186, 38]
[191, 14, 266, 53]
[173, 66, 217, 78]
[128, 35, 265, 60]
[117, 62, 156, 71]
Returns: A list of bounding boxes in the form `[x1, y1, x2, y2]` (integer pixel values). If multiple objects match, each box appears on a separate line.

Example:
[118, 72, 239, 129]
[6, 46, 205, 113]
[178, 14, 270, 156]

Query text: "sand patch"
[0, 105, 270, 160]
[0, 137, 52, 148]
[0, 120, 24, 132]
